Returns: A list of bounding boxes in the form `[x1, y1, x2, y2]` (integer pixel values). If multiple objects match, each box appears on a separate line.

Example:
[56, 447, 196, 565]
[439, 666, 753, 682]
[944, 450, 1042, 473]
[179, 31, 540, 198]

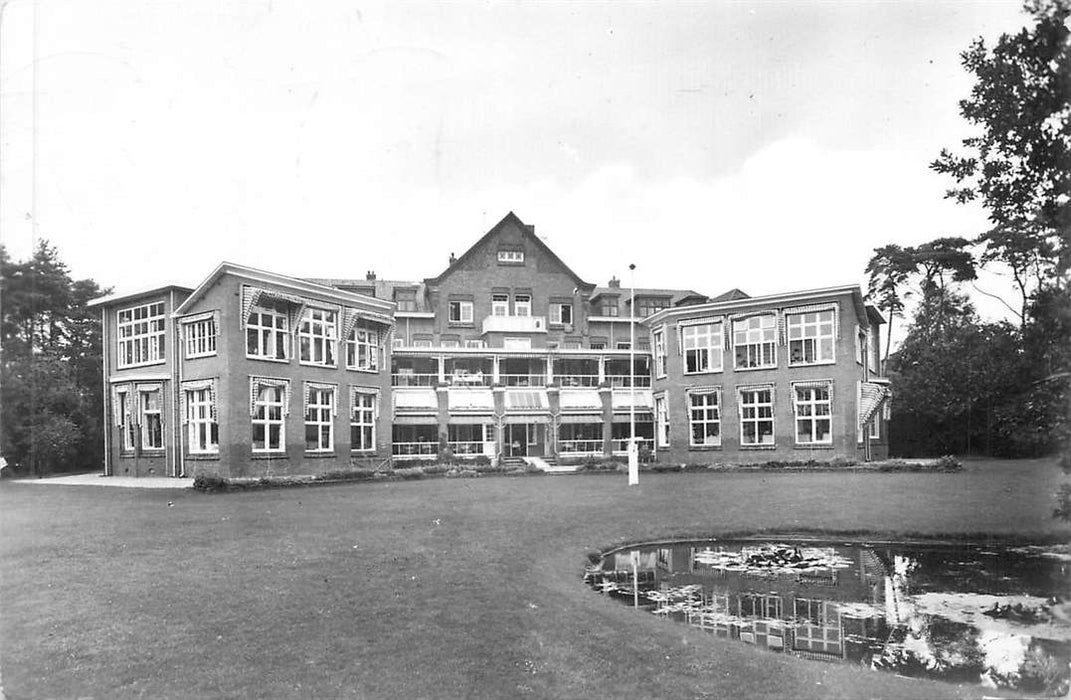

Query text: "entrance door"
[507, 424, 528, 457]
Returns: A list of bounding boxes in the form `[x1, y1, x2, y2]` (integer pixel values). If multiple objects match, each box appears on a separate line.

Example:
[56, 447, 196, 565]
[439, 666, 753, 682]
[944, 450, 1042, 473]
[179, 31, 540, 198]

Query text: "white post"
[628, 263, 639, 486]
[631, 549, 640, 608]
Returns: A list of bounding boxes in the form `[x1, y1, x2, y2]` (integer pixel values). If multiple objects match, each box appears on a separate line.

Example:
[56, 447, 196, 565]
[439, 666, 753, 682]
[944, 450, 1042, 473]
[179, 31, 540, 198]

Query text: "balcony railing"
[448, 441, 490, 456]
[557, 374, 600, 388]
[447, 372, 493, 387]
[611, 437, 653, 453]
[482, 315, 546, 334]
[392, 442, 438, 458]
[392, 373, 437, 387]
[559, 439, 604, 454]
[501, 373, 546, 387]
[607, 375, 652, 388]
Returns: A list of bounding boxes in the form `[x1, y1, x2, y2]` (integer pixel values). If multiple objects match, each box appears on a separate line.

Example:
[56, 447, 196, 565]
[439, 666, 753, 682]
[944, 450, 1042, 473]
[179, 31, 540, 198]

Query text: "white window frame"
[616, 342, 631, 350]
[514, 294, 532, 317]
[739, 386, 775, 446]
[299, 308, 338, 367]
[305, 386, 334, 453]
[464, 339, 487, 348]
[117, 389, 136, 451]
[139, 388, 164, 451]
[793, 382, 833, 446]
[682, 321, 724, 374]
[246, 306, 290, 361]
[117, 301, 166, 368]
[653, 329, 667, 378]
[787, 311, 835, 366]
[186, 387, 219, 454]
[491, 294, 509, 316]
[687, 389, 721, 447]
[600, 300, 619, 317]
[183, 314, 217, 359]
[351, 390, 377, 452]
[550, 303, 572, 325]
[497, 250, 524, 264]
[448, 300, 474, 324]
[733, 315, 777, 370]
[655, 393, 670, 448]
[346, 323, 379, 372]
[869, 414, 881, 440]
[252, 385, 286, 453]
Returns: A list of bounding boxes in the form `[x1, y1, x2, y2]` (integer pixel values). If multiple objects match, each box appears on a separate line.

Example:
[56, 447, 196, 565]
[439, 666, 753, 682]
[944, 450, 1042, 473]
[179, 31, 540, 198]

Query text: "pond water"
[585, 539, 1071, 696]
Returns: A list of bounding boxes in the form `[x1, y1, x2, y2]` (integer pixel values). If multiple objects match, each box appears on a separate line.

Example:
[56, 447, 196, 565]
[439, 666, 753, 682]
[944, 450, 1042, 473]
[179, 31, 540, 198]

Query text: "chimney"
[449, 252, 457, 265]
[608, 276, 620, 289]
[366, 271, 376, 281]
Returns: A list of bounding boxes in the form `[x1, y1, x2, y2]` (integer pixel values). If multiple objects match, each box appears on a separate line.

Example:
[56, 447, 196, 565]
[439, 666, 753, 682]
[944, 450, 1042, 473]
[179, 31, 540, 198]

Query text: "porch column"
[438, 354, 446, 385]
[598, 356, 606, 384]
[492, 356, 501, 384]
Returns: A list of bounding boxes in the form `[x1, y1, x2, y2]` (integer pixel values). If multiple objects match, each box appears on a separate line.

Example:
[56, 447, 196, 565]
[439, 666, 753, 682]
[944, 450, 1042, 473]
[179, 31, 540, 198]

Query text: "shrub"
[681, 463, 709, 472]
[934, 455, 963, 472]
[192, 474, 226, 491]
[472, 454, 491, 466]
[649, 463, 682, 473]
[319, 468, 376, 482]
[393, 467, 425, 480]
[829, 456, 855, 468]
[422, 464, 450, 475]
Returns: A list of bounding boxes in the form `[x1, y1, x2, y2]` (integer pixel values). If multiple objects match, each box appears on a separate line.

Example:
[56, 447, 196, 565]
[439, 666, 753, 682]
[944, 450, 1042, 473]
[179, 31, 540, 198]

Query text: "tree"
[866, 244, 915, 364]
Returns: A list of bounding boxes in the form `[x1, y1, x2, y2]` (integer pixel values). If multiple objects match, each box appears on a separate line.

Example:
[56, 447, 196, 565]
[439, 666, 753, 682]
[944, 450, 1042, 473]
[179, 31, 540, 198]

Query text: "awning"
[612, 390, 653, 411]
[503, 414, 549, 425]
[394, 388, 438, 412]
[393, 415, 439, 425]
[559, 413, 605, 424]
[505, 390, 548, 410]
[859, 382, 890, 427]
[447, 415, 493, 425]
[612, 412, 653, 423]
[448, 388, 495, 412]
[559, 389, 603, 411]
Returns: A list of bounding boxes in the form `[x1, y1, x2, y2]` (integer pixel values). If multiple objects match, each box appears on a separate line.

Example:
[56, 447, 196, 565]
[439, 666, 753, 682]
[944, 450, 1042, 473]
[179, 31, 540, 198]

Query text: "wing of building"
[89, 212, 889, 478]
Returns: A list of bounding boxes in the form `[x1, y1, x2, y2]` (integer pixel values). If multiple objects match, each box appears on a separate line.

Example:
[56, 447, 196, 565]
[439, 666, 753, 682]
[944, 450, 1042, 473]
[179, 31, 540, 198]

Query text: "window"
[497, 249, 524, 264]
[491, 294, 509, 316]
[589, 342, 606, 350]
[733, 315, 777, 369]
[394, 290, 417, 312]
[655, 394, 670, 447]
[464, 339, 487, 348]
[794, 383, 832, 445]
[440, 339, 460, 348]
[688, 390, 721, 447]
[857, 328, 867, 365]
[299, 308, 337, 366]
[305, 386, 334, 452]
[787, 311, 834, 365]
[448, 300, 474, 324]
[184, 315, 217, 358]
[683, 321, 724, 374]
[117, 389, 135, 451]
[186, 387, 218, 454]
[351, 391, 376, 451]
[563, 340, 582, 350]
[653, 329, 667, 377]
[616, 342, 631, 350]
[247, 306, 289, 360]
[636, 298, 669, 318]
[600, 299, 619, 317]
[117, 302, 166, 368]
[346, 323, 379, 371]
[252, 385, 285, 452]
[140, 389, 163, 450]
[514, 294, 531, 317]
[869, 415, 880, 440]
[550, 303, 572, 325]
[739, 387, 774, 446]
[866, 331, 877, 373]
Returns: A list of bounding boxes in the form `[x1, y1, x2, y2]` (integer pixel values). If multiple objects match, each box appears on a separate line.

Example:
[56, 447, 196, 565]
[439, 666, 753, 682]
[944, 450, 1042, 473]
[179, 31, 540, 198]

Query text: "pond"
[585, 539, 1071, 696]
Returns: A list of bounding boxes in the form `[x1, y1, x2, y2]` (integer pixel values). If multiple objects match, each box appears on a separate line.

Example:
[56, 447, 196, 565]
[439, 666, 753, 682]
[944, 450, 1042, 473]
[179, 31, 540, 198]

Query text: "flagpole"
[628, 263, 638, 486]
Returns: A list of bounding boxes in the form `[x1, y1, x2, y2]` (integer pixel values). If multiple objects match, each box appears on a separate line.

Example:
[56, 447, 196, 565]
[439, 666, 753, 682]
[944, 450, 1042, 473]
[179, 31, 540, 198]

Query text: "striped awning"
[612, 412, 653, 423]
[448, 388, 495, 412]
[559, 389, 603, 411]
[611, 390, 653, 411]
[859, 382, 890, 427]
[505, 390, 548, 410]
[559, 413, 604, 424]
[394, 388, 438, 412]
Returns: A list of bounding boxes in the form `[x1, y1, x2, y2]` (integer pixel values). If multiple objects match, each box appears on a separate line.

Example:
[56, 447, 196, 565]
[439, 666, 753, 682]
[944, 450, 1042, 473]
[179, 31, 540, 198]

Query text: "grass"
[1, 457, 1068, 699]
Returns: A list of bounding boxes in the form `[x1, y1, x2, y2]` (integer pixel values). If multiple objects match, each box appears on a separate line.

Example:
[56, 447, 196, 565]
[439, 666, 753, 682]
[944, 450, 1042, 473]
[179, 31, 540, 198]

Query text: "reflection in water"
[585, 541, 1071, 696]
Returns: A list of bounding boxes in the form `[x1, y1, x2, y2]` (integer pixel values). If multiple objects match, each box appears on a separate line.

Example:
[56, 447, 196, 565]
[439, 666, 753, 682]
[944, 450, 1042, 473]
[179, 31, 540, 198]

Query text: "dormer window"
[497, 249, 524, 265]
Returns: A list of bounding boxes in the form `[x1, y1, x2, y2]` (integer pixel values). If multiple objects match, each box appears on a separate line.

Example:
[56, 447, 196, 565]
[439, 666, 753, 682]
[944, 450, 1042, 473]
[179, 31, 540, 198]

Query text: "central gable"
[425, 212, 595, 292]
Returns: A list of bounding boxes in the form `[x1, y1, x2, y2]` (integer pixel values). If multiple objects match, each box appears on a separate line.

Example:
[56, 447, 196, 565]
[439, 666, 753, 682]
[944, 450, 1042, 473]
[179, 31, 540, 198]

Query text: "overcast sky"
[1, 0, 1030, 324]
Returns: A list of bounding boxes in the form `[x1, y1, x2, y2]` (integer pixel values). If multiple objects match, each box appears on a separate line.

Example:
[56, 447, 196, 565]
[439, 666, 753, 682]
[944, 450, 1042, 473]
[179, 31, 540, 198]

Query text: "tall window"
[184, 316, 217, 358]
[653, 329, 667, 377]
[140, 389, 164, 450]
[117, 302, 166, 368]
[655, 394, 670, 447]
[305, 387, 334, 452]
[683, 321, 724, 373]
[794, 384, 832, 445]
[299, 309, 337, 366]
[247, 306, 289, 360]
[514, 294, 532, 317]
[117, 389, 135, 451]
[186, 388, 218, 453]
[551, 303, 572, 325]
[394, 290, 417, 312]
[351, 391, 376, 451]
[346, 323, 379, 371]
[733, 315, 777, 369]
[787, 311, 834, 365]
[688, 390, 721, 447]
[491, 294, 509, 316]
[739, 387, 774, 446]
[600, 299, 619, 317]
[448, 301, 474, 323]
[252, 385, 285, 452]
[637, 298, 669, 318]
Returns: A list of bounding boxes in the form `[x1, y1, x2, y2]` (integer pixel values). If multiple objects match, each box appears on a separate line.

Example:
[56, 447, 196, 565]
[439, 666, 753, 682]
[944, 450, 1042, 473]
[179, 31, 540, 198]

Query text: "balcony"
[559, 439, 604, 455]
[501, 373, 547, 387]
[482, 315, 547, 334]
[392, 372, 438, 387]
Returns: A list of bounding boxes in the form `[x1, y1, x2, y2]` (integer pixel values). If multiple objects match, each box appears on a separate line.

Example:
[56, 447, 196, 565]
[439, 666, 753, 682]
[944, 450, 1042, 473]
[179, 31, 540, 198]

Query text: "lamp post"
[628, 263, 638, 486]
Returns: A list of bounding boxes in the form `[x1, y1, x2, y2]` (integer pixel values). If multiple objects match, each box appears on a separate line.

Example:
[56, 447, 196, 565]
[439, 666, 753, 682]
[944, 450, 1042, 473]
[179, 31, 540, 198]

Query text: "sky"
[0, 0, 1032, 331]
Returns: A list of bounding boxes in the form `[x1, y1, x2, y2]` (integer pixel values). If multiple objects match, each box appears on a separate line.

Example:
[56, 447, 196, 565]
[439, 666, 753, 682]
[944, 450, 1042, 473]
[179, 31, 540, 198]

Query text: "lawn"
[1, 458, 1067, 699]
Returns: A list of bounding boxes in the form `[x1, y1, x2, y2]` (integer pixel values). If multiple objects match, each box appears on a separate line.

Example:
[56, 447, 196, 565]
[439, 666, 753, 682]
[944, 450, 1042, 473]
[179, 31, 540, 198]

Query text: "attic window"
[497, 250, 524, 265]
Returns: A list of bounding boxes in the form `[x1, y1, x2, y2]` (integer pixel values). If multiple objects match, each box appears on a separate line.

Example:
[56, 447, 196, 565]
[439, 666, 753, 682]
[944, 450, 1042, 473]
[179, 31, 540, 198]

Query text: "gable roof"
[424, 212, 596, 292]
[87, 284, 194, 308]
[308, 278, 432, 313]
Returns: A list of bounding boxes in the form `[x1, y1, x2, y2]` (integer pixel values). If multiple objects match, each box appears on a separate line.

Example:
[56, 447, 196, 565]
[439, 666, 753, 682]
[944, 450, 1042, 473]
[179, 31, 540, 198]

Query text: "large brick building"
[90, 212, 889, 478]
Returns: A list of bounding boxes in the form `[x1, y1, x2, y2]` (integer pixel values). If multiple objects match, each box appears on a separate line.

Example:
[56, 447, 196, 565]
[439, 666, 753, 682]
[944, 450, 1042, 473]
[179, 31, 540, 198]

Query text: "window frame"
[117, 301, 167, 368]
[186, 387, 219, 454]
[550, 302, 573, 326]
[787, 311, 835, 366]
[653, 329, 667, 378]
[183, 314, 217, 359]
[139, 388, 164, 451]
[733, 315, 777, 370]
[491, 294, 509, 316]
[298, 307, 338, 367]
[345, 323, 379, 372]
[739, 386, 775, 447]
[497, 249, 524, 265]
[117, 389, 136, 452]
[350, 390, 377, 452]
[513, 294, 532, 317]
[305, 386, 335, 453]
[246, 305, 290, 362]
[448, 300, 474, 324]
[687, 389, 722, 448]
[252, 385, 286, 453]
[654, 393, 670, 448]
[793, 382, 833, 446]
[682, 321, 724, 374]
